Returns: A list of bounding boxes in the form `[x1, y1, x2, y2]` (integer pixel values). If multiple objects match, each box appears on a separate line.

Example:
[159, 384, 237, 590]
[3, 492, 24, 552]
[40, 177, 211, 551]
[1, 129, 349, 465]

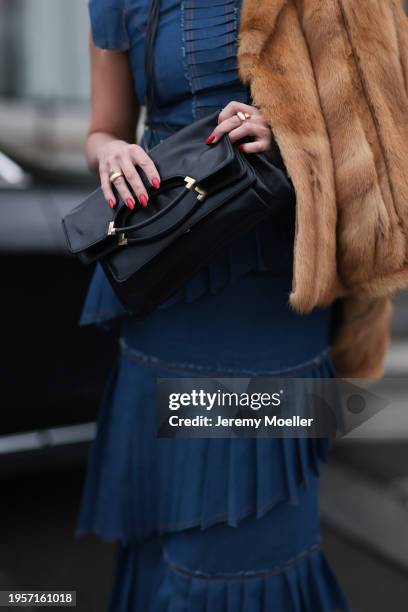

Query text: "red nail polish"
[205, 134, 215, 145]
[151, 177, 160, 189]
[139, 194, 148, 208]
[108, 199, 115, 209]
[126, 198, 135, 209]
[238, 144, 245, 151]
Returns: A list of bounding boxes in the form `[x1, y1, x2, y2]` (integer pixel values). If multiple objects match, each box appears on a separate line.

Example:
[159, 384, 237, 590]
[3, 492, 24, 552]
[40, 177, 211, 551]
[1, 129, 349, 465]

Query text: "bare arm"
[86, 35, 160, 209]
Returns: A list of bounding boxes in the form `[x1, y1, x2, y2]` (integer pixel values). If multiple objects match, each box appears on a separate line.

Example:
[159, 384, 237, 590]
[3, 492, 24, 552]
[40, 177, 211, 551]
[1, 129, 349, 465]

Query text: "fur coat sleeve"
[238, 0, 408, 378]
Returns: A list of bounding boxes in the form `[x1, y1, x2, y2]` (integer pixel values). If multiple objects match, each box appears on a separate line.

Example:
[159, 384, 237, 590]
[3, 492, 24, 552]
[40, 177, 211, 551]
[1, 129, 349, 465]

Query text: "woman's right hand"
[98, 139, 161, 209]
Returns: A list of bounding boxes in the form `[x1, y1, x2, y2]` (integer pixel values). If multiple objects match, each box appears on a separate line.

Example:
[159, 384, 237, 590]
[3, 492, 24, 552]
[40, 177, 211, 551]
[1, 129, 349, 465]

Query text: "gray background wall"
[0, 0, 89, 101]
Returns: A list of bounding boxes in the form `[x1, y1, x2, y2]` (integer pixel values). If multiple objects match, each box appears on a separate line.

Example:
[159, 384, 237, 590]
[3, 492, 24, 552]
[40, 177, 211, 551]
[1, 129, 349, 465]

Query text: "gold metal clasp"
[107, 221, 127, 246]
[184, 176, 196, 190]
[184, 176, 207, 201]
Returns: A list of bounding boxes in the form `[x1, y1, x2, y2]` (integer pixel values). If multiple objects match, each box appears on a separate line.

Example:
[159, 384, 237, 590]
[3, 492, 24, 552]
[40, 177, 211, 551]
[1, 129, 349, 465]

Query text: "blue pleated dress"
[78, 1, 349, 610]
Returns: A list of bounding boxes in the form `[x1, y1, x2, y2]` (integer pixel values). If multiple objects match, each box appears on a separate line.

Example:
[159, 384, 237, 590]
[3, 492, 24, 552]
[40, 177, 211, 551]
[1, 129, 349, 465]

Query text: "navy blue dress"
[78, 1, 349, 610]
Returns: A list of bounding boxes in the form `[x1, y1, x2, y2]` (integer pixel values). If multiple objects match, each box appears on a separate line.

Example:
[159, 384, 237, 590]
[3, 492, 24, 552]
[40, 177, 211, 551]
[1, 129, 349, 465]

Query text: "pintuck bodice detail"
[180, 0, 249, 119]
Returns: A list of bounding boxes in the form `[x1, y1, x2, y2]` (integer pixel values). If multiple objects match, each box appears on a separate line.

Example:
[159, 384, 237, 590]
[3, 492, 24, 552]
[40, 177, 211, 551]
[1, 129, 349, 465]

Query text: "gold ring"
[237, 111, 251, 122]
[109, 170, 124, 183]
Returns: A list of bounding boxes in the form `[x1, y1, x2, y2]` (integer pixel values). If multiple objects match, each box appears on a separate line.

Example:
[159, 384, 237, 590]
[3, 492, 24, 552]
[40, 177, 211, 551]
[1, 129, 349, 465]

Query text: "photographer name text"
[168, 415, 314, 429]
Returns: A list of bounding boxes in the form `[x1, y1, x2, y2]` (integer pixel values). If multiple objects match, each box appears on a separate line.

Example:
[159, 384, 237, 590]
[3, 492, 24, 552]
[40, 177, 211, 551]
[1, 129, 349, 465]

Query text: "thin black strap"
[144, 0, 160, 114]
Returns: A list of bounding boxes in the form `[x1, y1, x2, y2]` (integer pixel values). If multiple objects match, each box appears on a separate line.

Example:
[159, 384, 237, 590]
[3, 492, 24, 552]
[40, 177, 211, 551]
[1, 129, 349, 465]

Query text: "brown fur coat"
[238, 0, 408, 377]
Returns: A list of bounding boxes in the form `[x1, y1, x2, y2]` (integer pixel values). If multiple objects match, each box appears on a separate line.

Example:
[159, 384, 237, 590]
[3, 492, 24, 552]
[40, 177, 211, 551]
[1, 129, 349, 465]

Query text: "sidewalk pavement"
[320, 296, 408, 609]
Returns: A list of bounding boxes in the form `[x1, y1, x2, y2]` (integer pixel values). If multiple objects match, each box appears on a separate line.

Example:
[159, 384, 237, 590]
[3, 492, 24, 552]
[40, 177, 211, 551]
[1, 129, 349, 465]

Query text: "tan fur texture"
[330, 297, 393, 379]
[238, 0, 408, 377]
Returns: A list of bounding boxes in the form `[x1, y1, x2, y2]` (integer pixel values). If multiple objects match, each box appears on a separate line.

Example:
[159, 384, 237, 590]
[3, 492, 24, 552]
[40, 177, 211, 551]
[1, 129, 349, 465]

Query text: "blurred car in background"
[0, 151, 117, 475]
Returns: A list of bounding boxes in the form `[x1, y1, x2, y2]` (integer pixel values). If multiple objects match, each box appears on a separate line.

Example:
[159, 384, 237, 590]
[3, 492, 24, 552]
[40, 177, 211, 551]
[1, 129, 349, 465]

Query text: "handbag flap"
[62, 187, 119, 253]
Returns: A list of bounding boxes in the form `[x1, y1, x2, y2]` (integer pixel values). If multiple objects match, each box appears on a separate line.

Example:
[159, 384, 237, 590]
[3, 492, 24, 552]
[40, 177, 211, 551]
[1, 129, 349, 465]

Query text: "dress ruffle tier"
[76, 344, 334, 544]
[109, 539, 348, 612]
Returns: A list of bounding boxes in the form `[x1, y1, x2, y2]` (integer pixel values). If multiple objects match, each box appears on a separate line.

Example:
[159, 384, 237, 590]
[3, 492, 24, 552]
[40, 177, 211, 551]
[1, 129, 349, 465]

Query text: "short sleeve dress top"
[77, 2, 349, 611]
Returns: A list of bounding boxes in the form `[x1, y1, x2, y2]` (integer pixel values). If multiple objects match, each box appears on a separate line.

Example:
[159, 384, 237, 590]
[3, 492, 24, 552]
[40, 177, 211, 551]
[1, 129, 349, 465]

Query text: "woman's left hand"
[205, 101, 273, 154]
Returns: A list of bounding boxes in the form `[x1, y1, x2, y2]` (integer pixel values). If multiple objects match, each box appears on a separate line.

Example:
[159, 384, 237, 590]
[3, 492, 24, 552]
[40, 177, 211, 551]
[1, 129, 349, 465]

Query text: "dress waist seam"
[118, 339, 332, 376]
[161, 541, 322, 582]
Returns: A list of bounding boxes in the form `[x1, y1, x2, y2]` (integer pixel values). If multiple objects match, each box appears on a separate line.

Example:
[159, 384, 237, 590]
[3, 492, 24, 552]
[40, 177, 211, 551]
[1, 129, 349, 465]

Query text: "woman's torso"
[83, 0, 333, 369]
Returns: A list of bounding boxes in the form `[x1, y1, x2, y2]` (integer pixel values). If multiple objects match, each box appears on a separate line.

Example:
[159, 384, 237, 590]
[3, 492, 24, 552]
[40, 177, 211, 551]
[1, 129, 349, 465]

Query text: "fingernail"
[205, 134, 215, 145]
[126, 198, 135, 209]
[238, 144, 245, 151]
[139, 194, 148, 208]
[151, 177, 160, 189]
[108, 199, 115, 209]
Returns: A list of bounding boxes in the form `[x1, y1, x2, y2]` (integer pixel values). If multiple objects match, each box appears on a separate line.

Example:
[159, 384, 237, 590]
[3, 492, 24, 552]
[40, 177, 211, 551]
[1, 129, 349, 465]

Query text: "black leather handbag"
[62, 1, 295, 318]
